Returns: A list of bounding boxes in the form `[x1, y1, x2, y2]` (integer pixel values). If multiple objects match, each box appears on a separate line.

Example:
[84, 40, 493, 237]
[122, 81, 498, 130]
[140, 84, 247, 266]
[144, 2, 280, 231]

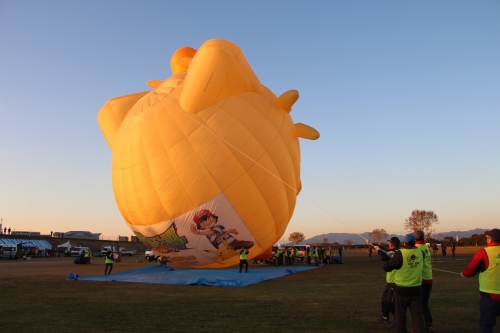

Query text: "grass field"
[0, 247, 491, 333]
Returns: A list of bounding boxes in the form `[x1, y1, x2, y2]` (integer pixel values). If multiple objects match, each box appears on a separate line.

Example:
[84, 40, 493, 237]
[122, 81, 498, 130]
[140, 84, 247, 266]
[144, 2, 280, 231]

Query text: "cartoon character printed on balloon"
[190, 209, 254, 261]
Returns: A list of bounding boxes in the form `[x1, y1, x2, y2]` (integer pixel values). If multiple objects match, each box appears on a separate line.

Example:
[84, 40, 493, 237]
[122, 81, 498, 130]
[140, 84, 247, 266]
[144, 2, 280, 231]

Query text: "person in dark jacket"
[374, 237, 400, 328]
[382, 233, 426, 333]
[462, 228, 500, 333]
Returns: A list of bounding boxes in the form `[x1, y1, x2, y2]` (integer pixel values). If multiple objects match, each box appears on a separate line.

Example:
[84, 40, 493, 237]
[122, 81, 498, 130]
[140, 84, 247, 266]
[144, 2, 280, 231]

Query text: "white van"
[0, 244, 20, 259]
[70, 247, 90, 257]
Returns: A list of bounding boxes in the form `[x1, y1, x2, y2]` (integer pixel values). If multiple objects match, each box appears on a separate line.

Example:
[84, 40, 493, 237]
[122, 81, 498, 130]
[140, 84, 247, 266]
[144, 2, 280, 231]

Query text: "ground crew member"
[282, 247, 287, 265]
[104, 250, 114, 275]
[273, 247, 280, 266]
[307, 247, 312, 265]
[313, 247, 319, 266]
[239, 248, 249, 273]
[84, 251, 90, 264]
[383, 233, 425, 333]
[157, 255, 169, 266]
[374, 237, 400, 328]
[413, 230, 434, 333]
[462, 228, 500, 333]
[325, 247, 331, 265]
[288, 248, 293, 265]
[292, 247, 298, 266]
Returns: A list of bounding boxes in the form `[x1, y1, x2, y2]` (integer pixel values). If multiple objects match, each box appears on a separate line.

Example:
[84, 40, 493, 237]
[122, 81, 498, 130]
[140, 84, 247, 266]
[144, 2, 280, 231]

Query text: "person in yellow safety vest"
[462, 228, 500, 333]
[239, 248, 249, 273]
[307, 248, 313, 265]
[282, 247, 287, 265]
[64, 249, 68, 257]
[313, 247, 319, 266]
[157, 255, 169, 266]
[325, 247, 331, 265]
[287, 248, 293, 265]
[84, 251, 90, 264]
[413, 230, 434, 333]
[104, 251, 114, 275]
[273, 247, 280, 266]
[292, 247, 298, 266]
[381, 233, 425, 333]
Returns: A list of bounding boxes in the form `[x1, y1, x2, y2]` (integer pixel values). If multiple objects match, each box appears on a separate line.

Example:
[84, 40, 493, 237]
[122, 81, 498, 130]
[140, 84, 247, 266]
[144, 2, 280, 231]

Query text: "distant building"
[129, 235, 139, 242]
[117, 236, 128, 242]
[54, 231, 101, 240]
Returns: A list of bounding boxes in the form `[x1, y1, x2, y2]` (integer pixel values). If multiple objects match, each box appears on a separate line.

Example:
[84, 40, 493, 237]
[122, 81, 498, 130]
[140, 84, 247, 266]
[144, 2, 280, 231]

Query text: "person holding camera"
[374, 237, 400, 328]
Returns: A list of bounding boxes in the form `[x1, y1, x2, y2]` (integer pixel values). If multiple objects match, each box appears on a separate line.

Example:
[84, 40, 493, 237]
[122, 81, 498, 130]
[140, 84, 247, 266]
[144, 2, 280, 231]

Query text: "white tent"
[57, 241, 77, 249]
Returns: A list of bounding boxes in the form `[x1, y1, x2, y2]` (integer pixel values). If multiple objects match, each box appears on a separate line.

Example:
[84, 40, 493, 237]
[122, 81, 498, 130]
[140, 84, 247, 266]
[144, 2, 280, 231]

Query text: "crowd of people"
[258, 246, 344, 267]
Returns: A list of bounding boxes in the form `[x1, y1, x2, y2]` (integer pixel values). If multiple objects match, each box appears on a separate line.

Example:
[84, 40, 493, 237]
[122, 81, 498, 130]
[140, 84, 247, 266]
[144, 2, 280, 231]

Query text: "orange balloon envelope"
[98, 39, 319, 268]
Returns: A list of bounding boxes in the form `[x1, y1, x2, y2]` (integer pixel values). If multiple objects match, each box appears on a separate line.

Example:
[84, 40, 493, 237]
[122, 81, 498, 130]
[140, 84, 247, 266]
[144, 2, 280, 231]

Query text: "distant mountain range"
[300, 228, 489, 245]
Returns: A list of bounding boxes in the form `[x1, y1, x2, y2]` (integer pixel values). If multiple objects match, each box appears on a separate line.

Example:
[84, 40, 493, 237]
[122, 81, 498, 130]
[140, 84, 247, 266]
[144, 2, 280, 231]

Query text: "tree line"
[288, 209, 488, 247]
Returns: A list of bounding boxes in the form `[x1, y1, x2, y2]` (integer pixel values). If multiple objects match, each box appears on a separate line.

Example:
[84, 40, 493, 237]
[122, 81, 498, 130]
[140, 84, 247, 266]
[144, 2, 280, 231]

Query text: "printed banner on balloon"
[132, 193, 256, 266]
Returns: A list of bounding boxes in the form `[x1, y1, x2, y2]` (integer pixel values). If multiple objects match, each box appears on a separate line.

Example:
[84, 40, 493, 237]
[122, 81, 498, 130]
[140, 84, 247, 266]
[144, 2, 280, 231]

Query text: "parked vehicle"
[145, 248, 159, 262]
[70, 247, 90, 257]
[0, 244, 22, 259]
[119, 248, 137, 256]
[101, 245, 137, 256]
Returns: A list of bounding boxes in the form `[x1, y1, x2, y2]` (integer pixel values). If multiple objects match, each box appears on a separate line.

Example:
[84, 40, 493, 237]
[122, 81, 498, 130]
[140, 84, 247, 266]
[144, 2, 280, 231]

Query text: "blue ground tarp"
[77, 265, 318, 287]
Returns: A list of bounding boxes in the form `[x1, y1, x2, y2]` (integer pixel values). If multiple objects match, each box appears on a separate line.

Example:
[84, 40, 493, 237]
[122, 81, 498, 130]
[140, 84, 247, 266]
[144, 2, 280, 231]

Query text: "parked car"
[70, 247, 90, 257]
[145, 248, 159, 262]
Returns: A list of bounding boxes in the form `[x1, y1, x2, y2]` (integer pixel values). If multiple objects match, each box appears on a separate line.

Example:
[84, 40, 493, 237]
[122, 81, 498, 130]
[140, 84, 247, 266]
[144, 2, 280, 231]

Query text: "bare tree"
[404, 210, 439, 240]
[322, 237, 328, 245]
[343, 239, 353, 245]
[368, 229, 388, 245]
[288, 232, 305, 245]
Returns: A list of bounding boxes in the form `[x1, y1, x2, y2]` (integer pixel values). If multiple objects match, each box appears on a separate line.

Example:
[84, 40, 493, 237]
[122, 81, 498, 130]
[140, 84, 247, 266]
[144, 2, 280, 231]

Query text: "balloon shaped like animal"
[98, 39, 319, 268]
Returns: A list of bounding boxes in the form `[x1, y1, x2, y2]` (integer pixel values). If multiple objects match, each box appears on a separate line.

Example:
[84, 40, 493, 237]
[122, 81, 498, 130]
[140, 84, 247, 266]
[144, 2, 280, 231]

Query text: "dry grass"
[0, 247, 486, 333]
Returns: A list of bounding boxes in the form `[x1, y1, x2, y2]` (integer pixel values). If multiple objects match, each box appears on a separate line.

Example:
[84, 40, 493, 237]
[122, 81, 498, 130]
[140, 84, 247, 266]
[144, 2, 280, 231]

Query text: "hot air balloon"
[98, 39, 319, 268]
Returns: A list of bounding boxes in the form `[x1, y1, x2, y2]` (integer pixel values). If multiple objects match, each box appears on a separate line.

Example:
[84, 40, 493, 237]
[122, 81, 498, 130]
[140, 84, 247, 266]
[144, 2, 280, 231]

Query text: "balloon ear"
[170, 46, 197, 74]
[295, 123, 320, 140]
[180, 39, 263, 114]
[97, 91, 149, 151]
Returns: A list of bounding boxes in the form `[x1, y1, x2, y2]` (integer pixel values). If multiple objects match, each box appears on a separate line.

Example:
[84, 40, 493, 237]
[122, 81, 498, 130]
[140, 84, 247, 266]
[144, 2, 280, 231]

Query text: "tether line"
[433, 268, 463, 275]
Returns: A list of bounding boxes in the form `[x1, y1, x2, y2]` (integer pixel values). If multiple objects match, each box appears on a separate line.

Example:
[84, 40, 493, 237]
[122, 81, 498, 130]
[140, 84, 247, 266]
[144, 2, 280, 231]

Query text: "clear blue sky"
[1, 1, 499, 241]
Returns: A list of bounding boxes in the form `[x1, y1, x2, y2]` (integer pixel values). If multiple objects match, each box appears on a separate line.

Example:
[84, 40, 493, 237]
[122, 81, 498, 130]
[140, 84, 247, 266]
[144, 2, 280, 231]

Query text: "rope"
[433, 268, 464, 276]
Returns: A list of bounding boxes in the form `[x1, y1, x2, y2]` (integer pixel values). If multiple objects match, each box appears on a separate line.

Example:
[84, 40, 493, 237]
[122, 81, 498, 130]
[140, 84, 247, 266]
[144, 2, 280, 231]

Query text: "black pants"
[105, 263, 113, 274]
[239, 260, 248, 272]
[394, 293, 425, 333]
[422, 283, 433, 328]
[479, 295, 500, 333]
[381, 283, 396, 318]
